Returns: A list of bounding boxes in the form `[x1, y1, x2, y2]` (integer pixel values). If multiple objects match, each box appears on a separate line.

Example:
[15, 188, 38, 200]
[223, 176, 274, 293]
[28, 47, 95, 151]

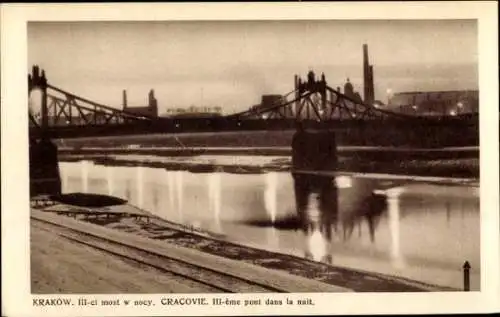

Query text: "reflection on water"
[265, 172, 278, 224]
[293, 172, 398, 265]
[208, 172, 222, 230]
[293, 173, 337, 263]
[59, 160, 480, 289]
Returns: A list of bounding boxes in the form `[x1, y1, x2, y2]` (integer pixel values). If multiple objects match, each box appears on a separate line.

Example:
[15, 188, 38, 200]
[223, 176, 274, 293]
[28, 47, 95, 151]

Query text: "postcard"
[1, 2, 499, 316]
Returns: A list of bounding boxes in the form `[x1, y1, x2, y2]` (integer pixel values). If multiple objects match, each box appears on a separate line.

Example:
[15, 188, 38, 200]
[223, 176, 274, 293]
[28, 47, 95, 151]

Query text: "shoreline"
[31, 203, 460, 292]
[58, 153, 479, 181]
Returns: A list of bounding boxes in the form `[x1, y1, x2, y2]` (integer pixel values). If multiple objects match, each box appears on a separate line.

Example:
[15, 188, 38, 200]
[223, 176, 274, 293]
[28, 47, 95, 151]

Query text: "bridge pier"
[29, 65, 62, 197]
[29, 137, 62, 197]
[291, 124, 338, 172]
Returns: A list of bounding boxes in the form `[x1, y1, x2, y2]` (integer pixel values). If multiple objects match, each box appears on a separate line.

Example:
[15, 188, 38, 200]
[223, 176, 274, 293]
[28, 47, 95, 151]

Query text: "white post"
[386, 187, 405, 268]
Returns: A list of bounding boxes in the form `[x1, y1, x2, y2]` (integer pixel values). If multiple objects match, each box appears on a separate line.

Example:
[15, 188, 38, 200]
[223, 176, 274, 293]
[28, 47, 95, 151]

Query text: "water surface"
[59, 160, 480, 290]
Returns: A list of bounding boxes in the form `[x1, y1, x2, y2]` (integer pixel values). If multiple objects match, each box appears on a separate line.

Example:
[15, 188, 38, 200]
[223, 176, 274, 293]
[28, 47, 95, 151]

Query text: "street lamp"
[386, 88, 393, 105]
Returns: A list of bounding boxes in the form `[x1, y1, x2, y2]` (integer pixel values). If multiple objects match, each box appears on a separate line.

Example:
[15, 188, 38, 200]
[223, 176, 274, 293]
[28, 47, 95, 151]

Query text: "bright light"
[386, 88, 393, 95]
[412, 105, 418, 110]
[29, 89, 42, 119]
[308, 228, 327, 262]
[457, 102, 464, 108]
[175, 123, 180, 128]
[318, 109, 324, 115]
[335, 175, 352, 188]
[449, 110, 457, 116]
[264, 172, 277, 223]
[262, 114, 268, 119]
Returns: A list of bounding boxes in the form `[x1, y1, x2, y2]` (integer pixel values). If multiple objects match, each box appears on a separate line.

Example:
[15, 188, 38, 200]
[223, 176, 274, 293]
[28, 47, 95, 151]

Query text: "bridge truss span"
[27, 66, 478, 139]
[28, 65, 152, 131]
[230, 70, 433, 123]
[44, 84, 152, 127]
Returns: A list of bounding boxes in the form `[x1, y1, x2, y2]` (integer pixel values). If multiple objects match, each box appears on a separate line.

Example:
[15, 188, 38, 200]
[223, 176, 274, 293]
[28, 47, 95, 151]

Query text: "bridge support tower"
[28, 66, 61, 197]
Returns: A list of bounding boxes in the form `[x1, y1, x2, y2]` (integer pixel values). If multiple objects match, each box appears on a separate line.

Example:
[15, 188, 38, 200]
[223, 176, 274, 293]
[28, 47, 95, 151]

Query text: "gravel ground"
[31, 221, 218, 294]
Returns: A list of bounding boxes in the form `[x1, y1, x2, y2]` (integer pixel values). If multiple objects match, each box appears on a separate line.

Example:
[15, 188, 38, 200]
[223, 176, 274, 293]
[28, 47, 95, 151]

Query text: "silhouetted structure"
[29, 137, 62, 197]
[293, 172, 338, 264]
[27, 67, 478, 145]
[291, 126, 338, 172]
[363, 44, 375, 105]
[291, 126, 339, 263]
[122, 89, 158, 117]
[341, 192, 386, 243]
[28, 65, 62, 197]
[343, 78, 363, 103]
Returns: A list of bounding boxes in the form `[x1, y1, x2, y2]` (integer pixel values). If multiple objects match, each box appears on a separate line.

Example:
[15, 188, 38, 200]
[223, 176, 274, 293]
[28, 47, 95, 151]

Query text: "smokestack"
[148, 89, 158, 117]
[363, 44, 375, 105]
[122, 90, 127, 109]
[369, 65, 374, 103]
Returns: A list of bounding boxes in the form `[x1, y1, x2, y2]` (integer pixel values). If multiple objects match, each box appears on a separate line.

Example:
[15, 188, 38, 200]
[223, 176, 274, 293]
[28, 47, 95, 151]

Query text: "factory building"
[388, 90, 479, 116]
[250, 95, 285, 112]
[122, 89, 158, 118]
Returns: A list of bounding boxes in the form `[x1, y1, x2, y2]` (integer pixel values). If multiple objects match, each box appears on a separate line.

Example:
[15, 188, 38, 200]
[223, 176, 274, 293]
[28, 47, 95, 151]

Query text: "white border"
[1, 2, 499, 316]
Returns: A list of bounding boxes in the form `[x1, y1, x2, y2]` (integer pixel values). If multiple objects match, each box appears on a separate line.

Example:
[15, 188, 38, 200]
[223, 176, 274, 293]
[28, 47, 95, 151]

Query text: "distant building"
[388, 90, 479, 116]
[45, 112, 108, 126]
[122, 89, 158, 118]
[250, 95, 285, 112]
[342, 78, 363, 103]
[162, 105, 222, 118]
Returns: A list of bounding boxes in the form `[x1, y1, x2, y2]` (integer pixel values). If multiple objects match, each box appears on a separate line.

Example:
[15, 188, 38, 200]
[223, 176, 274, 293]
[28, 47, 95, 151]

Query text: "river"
[58, 159, 480, 290]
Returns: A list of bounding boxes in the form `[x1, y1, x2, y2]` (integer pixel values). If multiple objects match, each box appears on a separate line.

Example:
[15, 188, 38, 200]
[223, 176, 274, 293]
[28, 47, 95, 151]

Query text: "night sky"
[28, 20, 478, 114]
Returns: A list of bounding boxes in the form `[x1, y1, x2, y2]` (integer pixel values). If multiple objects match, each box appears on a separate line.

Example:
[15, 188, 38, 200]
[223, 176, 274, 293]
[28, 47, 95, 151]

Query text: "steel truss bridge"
[28, 65, 478, 140]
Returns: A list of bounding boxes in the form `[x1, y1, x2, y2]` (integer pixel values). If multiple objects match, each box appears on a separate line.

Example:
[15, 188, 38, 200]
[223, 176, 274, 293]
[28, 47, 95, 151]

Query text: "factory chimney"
[122, 90, 128, 110]
[363, 44, 375, 105]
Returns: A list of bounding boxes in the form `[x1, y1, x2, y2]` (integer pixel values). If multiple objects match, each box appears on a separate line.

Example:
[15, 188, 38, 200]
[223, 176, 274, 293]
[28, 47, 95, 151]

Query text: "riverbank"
[32, 208, 348, 294]
[31, 200, 457, 293]
[58, 151, 479, 179]
[55, 128, 478, 149]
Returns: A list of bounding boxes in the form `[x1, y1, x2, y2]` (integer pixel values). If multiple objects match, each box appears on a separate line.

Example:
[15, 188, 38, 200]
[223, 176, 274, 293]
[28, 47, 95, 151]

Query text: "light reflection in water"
[386, 187, 405, 268]
[61, 163, 70, 193]
[167, 170, 175, 212]
[80, 160, 90, 193]
[136, 166, 144, 208]
[107, 166, 114, 196]
[175, 171, 184, 222]
[59, 161, 480, 289]
[305, 192, 330, 263]
[208, 172, 222, 230]
[152, 185, 159, 212]
[293, 173, 337, 264]
[264, 172, 278, 223]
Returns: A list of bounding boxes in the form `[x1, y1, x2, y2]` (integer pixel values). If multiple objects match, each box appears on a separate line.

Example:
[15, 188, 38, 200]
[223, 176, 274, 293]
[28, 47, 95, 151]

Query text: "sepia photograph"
[2, 2, 499, 316]
[28, 18, 480, 293]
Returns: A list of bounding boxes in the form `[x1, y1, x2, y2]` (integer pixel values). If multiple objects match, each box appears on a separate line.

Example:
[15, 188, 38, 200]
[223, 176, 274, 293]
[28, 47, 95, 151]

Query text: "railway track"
[32, 217, 286, 293]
